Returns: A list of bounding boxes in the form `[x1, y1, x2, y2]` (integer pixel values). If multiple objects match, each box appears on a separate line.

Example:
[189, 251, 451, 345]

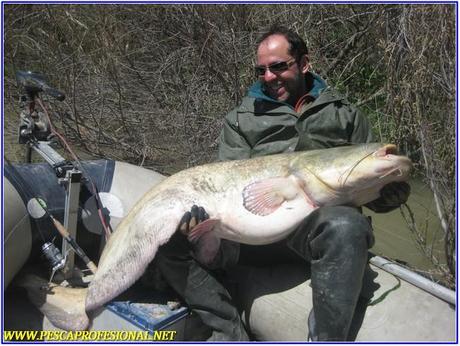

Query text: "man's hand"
[178, 205, 209, 235]
[177, 205, 240, 269]
[365, 182, 411, 213]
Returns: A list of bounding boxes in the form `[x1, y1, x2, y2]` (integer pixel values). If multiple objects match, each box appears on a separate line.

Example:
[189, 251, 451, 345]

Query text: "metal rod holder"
[61, 169, 82, 278]
[28, 140, 82, 279]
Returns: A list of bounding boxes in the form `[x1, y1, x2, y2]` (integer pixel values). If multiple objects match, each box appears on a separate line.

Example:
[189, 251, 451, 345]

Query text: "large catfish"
[20, 143, 412, 331]
[87, 143, 411, 311]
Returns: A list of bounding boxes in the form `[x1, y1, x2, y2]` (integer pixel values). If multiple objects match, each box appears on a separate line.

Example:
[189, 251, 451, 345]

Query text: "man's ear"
[300, 55, 310, 74]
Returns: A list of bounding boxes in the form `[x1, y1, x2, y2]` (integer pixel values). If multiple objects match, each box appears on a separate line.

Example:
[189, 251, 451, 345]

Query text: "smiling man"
[255, 32, 309, 106]
[156, 25, 410, 341]
[217, 26, 379, 160]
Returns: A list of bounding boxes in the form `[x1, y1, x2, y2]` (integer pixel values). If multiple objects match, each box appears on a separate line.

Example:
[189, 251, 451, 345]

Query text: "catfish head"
[289, 143, 413, 207]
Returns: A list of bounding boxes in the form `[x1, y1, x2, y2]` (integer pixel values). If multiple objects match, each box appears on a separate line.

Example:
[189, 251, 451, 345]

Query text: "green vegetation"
[3, 4, 455, 287]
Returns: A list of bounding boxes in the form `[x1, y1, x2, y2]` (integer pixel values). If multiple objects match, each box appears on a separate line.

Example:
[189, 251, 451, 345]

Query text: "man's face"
[256, 34, 308, 106]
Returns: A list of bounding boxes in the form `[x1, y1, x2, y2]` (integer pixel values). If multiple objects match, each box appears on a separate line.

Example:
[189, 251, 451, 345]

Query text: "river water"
[365, 178, 448, 275]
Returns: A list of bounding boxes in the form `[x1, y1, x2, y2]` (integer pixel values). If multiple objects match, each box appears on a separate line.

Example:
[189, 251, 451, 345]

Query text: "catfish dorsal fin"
[242, 176, 302, 216]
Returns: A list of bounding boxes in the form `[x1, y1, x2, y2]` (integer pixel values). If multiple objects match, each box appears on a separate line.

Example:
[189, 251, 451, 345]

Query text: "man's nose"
[263, 69, 277, 82]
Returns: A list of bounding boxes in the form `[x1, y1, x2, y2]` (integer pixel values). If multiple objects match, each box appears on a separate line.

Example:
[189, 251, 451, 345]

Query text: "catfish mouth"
[337, 144, 410, 190]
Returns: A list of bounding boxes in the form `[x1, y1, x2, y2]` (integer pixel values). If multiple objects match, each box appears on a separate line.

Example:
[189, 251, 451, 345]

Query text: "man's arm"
[217, 109, 252, 161]
[350, 107, 374, 144]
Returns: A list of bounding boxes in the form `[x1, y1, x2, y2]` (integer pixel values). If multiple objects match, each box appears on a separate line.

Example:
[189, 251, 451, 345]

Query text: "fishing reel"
[42, 242, 66, 273]
[16, 70, 65, 144]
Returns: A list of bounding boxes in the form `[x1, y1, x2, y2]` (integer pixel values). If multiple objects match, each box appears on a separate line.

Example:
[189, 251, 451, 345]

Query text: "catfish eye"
[374, 144, 398, 157]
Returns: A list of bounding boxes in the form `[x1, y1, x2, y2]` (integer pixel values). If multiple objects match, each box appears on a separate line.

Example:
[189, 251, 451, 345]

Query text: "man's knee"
[287, 206, 374, 259]
[317, 206, 374, 246]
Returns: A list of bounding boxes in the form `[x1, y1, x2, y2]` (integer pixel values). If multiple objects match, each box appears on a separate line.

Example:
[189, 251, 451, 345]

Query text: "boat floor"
[227, 262, 457, 341]
[3, 260, 457, 342]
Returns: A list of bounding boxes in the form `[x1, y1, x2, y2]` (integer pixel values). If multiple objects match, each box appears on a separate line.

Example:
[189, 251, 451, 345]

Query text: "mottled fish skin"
[85, 143, 412, 315]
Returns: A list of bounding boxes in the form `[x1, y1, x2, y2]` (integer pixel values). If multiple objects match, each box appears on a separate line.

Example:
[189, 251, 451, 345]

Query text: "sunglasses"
[254, 58, 296, 76]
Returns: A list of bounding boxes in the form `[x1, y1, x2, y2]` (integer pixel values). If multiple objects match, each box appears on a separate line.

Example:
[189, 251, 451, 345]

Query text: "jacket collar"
[247, 72, 328, 107]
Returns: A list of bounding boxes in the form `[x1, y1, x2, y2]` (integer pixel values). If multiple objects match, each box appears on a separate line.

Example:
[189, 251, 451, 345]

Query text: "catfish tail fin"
[17, 274, 89, 331]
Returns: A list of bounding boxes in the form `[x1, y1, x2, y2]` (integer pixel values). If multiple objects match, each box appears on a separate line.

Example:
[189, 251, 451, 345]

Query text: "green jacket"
[218, 73, 373, 161]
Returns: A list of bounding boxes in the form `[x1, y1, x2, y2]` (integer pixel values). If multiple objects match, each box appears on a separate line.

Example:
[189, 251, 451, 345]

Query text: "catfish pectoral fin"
[242, 176, 302, 216]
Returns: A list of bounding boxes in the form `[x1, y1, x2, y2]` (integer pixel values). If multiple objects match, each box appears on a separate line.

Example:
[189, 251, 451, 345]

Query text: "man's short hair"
[257, 25, 309, 62]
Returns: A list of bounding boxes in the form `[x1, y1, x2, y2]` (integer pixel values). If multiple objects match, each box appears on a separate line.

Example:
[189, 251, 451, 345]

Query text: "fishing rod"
[32, 197, 98, 275]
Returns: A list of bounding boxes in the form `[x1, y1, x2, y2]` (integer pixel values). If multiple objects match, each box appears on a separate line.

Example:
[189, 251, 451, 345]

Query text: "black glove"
[365, 181, 411, 213]
[178, 205, 209, 235]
